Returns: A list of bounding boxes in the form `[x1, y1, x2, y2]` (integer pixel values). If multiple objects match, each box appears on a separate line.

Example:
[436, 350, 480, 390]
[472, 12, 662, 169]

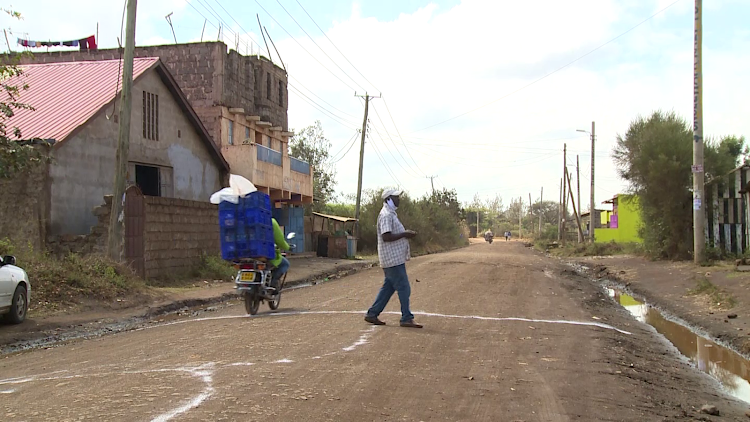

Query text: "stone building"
[4, 57, 229, 237]
[17, 41, 313, 251]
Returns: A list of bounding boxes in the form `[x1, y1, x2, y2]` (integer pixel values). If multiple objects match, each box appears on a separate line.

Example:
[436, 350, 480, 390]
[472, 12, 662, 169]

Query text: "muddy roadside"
[0, 256, 376, 354]
[570, 255, 750, 356]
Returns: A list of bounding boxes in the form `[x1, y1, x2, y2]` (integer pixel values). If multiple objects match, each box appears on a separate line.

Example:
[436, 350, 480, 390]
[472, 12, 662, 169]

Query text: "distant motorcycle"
[234, 232, 295, 315]
[484, 233, 494, 244]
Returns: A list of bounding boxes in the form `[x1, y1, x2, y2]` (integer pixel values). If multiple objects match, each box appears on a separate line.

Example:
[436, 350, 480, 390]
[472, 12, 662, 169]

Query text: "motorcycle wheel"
[244, 291, 260, 315]
[268, 273, 287, 310]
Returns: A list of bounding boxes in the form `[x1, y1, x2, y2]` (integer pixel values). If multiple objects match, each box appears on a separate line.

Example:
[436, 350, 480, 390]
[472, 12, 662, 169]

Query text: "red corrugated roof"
[6, 58, 159, 142]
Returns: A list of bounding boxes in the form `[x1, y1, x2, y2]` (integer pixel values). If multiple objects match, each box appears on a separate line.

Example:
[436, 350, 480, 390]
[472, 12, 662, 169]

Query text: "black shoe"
[400, 320, 423, 328]
[365, 316, 386, 325]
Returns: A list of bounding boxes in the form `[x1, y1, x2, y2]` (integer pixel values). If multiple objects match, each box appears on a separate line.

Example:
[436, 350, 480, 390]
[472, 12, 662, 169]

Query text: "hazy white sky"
[7, 0, 750, 208]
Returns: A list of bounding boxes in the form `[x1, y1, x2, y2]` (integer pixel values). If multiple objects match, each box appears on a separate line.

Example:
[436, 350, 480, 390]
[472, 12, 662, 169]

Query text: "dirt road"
[1, 243, 747, 421]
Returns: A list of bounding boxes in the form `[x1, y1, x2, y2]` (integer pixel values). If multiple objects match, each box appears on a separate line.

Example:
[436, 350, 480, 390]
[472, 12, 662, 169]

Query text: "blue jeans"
[366, 264, 414, 323]
[272, 257, 290, 283]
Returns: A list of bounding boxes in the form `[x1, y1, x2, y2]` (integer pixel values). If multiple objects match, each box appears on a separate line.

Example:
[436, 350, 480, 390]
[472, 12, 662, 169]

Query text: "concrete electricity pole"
[108, 0, 137, 262]
[578, 122, 596, 243]
[577, 155, 582, 243]
[354, 93, 379, 241]
[693, 0, 705, 263]
[561, 144, 567, 246]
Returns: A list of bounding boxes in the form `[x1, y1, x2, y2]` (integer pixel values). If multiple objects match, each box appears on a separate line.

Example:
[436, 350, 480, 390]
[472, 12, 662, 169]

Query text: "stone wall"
[143, 196, 219, 279]
[47, 196, 110, 257]
[0, 162, 49, 251]
[14, 41, 289, 137]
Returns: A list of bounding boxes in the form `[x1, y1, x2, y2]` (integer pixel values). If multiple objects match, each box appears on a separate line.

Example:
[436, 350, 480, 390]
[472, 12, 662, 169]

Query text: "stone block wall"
[143, 196, 219, 279]
[0, 162, 49, 251]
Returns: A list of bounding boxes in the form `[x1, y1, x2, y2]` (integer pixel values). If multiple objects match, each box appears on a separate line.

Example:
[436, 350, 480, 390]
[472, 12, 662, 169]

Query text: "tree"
[613, 110, 745, 259]
[289, 121, 336, 212]
[0, 9, 47, 179]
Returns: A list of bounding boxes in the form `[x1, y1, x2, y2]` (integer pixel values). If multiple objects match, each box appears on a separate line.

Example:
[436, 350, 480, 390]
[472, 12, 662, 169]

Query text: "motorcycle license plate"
[239, 271, 256, 282]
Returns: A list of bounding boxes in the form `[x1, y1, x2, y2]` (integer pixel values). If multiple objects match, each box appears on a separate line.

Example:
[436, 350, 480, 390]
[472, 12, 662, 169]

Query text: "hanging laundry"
[17, 35, 94, 50]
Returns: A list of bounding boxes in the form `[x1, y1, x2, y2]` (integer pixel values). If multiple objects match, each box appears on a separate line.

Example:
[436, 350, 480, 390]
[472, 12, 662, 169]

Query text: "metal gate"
[125, 185, 145, 278]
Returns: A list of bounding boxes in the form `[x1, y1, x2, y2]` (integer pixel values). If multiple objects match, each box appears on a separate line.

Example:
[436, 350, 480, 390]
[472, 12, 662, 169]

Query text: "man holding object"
[364, 189, 423, 328]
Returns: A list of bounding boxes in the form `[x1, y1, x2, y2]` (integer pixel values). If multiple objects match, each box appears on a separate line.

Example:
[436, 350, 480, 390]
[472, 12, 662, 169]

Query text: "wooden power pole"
[558, 178, 562, 241]
[590, 121, 596, 243]
[354, 93, 378, 242]
[519, 196, 523, 239]
[567, 170, 585, 242]
[528, 193, 533, 237]
[107, 0, 137, 262]
[539, 187, 543, 233]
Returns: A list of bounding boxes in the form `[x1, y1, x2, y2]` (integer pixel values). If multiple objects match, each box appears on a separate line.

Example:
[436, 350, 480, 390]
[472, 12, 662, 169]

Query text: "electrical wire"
[410, 0, 685, 134]
[287, 83, 359, 127]
[369, 108, 423, 178]
[331, 130, 360, 164]
[274, 0, 369, 92]
[368, 131, 403, 187]
[254, 0, 359, 92]
[287, 87, 358, 130]
[381, 98, 425, 176]
[293, 0, 380, 93]
[369, 124, 423, 179]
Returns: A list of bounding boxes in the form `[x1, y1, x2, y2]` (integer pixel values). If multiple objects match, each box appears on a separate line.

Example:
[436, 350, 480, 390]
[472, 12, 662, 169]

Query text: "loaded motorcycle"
[234, 232, 295, 315]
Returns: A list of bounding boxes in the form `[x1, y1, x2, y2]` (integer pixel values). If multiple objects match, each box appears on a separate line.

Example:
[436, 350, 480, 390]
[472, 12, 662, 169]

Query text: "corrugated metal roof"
[6, 58, 159, 142]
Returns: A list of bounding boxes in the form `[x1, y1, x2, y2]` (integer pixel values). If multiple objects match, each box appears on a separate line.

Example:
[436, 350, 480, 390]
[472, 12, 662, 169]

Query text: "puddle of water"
[608, 288, 750, 404]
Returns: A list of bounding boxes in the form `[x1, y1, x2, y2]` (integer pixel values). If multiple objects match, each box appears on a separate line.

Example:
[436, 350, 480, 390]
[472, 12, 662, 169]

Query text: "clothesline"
[17, 35, 97, 50]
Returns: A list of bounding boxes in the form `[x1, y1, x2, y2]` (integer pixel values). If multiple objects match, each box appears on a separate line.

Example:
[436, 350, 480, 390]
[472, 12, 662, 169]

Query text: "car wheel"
[7, 285, 27, 324]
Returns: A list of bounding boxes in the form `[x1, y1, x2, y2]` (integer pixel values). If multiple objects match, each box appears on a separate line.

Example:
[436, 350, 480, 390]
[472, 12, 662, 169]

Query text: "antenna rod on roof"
[256, 14, 272, 63]
[263, 26, 285, 71]
[165, 12, 177, 44]
[200, 19, 207, 42]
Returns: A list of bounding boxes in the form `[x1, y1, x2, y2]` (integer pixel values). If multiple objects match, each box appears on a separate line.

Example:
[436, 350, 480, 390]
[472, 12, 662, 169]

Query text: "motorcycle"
[484, 233, 494, 244]
[234, 232, 296, 315]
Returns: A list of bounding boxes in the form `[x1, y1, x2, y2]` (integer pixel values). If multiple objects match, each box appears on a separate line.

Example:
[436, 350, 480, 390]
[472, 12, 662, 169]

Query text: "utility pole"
[566, 170, 585, 242]
[108, 0, 137, 262]
[539, 187, 543, 233]
[590, 121, 596, 243]
[477, 210, 480, 237]
[693, 0, 705, 263]
[558, 178, 562, 241]
[577, 155, 582, 243]
[528, 193, 533, 237]
[519, 196, 523, 239]
[426, 175, 437, 194]
[561, 143, 567, 246]
[354, 93, 378, 241]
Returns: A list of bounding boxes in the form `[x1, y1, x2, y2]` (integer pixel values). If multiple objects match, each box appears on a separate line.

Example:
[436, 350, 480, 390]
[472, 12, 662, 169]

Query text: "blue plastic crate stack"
[219, 191, 275, 261]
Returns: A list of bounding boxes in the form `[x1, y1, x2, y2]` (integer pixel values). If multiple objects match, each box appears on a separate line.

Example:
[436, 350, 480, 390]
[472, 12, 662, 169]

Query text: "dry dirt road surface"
[1, 242, 747, 421]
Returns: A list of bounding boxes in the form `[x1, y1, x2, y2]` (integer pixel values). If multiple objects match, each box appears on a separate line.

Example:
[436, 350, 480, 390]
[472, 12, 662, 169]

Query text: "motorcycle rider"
[484, 229, 494, 242]
[270, 217, 290, 292]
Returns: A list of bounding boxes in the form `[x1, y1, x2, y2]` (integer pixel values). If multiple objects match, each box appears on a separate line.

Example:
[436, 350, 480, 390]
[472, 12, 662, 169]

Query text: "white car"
[0, 255, 30, 324]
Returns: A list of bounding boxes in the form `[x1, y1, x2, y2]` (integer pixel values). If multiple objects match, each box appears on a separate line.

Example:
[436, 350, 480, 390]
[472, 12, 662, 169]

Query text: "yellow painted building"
[596, 194, 643, 243]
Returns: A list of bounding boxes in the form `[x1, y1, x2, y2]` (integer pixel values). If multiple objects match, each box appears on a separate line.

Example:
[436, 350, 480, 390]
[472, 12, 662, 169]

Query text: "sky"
[5, 0, 750, 210]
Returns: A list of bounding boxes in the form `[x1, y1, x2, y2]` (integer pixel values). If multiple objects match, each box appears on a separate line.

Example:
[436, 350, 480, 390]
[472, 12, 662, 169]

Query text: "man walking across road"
[364, 189, 423, 328]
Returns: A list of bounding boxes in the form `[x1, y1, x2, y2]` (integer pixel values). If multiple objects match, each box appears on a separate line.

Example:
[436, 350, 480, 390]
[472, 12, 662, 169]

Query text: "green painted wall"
[596, 195, 643, 243]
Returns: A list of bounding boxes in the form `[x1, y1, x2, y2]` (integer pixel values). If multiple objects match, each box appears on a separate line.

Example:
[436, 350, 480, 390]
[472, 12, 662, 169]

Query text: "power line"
[254, 0, 359, 92]
[292, 0, 380, 92]
[369, 109, 423, 178]
[274, 0, 369, 92]
[368, 131, 403, 187]
[289, 75, 358, 118]
[331, 129, 361, 163]
[369, 123, 423, 179]
[381, 98, 426, 176]
[287, 83, 359, 126]
[410, 0, 685, 134]
[287, 87, 358, 130]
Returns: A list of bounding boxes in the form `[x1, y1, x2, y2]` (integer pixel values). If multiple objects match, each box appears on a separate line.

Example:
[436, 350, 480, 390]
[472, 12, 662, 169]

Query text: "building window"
[278, 81, 284, 107]
[135, 164, 161, 196]
[142, 91, 159, 141]
[228, 120, 234, 145]
[266, 72, 271, 100]
[255, 131, 263, 146]
[245, 127, 250, 143]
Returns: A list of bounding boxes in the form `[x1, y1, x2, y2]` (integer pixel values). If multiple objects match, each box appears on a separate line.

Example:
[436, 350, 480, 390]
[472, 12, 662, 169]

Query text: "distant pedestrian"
[364, 189, 422, 328]
[505, 231, 511, 241]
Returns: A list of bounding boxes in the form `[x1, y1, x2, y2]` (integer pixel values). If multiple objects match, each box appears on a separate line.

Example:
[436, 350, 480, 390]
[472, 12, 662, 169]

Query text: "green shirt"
[271, 218, 289, 267]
